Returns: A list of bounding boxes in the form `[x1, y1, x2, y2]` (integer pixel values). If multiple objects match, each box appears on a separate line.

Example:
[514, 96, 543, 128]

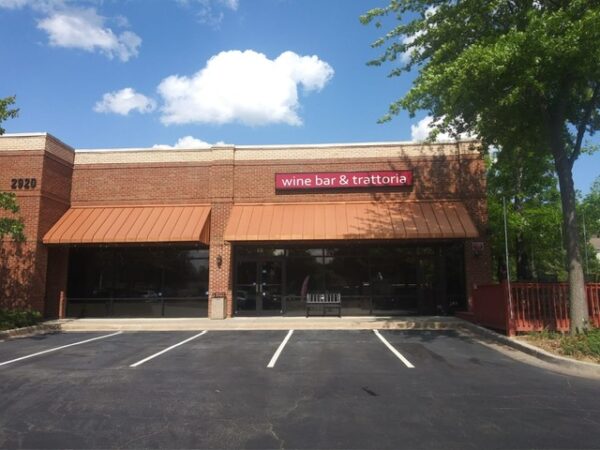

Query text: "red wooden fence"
[471, 282, 600, 335]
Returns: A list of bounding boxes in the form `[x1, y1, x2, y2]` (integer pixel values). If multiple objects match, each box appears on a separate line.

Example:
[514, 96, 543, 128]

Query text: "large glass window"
[234, 243, 466, 316]
[67, 245, 209, 318]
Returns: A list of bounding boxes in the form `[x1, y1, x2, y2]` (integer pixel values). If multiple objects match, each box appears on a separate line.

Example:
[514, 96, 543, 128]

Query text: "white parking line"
[267, 329, 294, 368]
[0, 331, 123, 367]
[130, 331, 207, 368]
[373, 329, 415, 368]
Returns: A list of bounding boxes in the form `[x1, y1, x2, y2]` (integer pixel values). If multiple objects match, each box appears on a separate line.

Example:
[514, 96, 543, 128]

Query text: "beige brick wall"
[0, 134, 74, 164]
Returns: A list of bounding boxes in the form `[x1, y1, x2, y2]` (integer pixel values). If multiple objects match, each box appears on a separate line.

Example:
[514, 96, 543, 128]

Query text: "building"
[0, 133, 492, 318]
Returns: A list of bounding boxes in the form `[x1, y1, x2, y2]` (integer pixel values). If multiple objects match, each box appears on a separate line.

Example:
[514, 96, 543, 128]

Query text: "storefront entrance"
[233, 243, 467, 316]
[235, 258, 285, 315]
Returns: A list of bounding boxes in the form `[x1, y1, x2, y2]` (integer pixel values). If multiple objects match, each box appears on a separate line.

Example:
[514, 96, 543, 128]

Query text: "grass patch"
[522, 328, 600, 364]
[0, 309, 42, 331]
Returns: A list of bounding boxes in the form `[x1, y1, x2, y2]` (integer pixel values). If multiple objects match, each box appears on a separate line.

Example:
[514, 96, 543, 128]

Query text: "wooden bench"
[306, 292, 342, 317]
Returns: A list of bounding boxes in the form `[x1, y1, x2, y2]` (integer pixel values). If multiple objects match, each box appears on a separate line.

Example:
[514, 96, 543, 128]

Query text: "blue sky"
[1, 0, 598, 194]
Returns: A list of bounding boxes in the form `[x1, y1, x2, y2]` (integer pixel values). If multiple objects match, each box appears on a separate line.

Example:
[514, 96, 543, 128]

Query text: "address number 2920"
[11, 178, 37, 190]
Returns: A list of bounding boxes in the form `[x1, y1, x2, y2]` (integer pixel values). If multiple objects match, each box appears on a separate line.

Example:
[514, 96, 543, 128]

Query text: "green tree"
[581, 176, 600, 237]
[0, 193, 25, 241]
[487, 147, 565, 281]
[0, 96, 24, 241]
[0, 96, 19, 135]
[580, 176, 600, 280]
[362, 0, 600, 333]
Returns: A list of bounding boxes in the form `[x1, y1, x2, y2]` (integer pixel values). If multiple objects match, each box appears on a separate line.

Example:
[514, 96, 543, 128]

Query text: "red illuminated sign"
[275, 171, 413, 190]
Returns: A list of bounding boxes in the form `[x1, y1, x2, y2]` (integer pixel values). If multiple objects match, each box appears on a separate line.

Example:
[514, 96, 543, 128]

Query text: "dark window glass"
[233, 242, 466, 316]
[286, 257, 326, 296]
[67, 245, 209, 317]
[287, 248, 323, 258]
[418, 246, 435, 256]
[323, 256, 370, 296]
[444, 243, 466, 311]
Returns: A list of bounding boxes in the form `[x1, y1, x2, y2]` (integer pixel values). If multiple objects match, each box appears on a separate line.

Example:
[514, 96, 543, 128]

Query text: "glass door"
[259, 260, 283, 313]
[235, 261, 259, 313]
[235, 259, 284, 315]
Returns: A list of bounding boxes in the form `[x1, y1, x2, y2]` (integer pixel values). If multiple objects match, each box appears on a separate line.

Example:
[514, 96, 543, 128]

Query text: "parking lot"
[0, 329, 599, 449]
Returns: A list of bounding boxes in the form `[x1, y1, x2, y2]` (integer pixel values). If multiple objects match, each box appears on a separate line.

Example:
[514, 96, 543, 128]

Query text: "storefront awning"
[223, 201, 478, 241]
[43, 205, 211, 245]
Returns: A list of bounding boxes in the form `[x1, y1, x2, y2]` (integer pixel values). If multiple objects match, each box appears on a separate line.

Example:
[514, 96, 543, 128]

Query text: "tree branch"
[570, 82, 600, 167]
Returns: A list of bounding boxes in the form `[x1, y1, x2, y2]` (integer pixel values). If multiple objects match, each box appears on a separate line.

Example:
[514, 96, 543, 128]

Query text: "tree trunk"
[551, 142, 589, 334]
[514, 192, 532, 280]
[516, 232, 532, 280]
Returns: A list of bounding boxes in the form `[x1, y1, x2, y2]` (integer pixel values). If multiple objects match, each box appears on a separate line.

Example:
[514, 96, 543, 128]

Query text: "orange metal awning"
[223, 201, 478, 241]
[43, 205, 211, 245]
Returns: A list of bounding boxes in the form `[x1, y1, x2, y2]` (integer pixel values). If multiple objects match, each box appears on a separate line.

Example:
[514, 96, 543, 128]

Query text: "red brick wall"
[0, 137, 73, 315]
[1, 137, 491, 317]
[231, 155, 481, 203]
[207, 157, 235, 316]
[0, 149, 45, 312]
[39, 152, 73, 317]
[71, 163, 211, 205]
[44, 246, 69, 318]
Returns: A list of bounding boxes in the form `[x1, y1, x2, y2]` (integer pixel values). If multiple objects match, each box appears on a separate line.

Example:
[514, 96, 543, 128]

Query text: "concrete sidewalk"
[50, 316, 464, 332]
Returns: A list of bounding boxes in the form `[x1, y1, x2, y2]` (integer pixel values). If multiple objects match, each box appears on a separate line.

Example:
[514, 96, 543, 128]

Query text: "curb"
[54, 317, 465, 332]
[0, 322, 62, 340]
[457, 321, 600, 376]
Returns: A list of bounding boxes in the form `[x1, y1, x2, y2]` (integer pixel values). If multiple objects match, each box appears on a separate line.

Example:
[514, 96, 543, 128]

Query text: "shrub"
[0, 309, 42, 331]
[559, 328, 600, 359]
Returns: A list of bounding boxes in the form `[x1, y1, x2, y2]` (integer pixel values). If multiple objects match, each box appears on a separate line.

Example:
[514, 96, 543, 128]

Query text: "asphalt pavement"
[0, 330, 598, 449]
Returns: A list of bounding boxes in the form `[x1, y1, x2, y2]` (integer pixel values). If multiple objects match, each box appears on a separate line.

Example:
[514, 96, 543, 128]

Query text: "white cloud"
[0, 0, 58, 9]
[152, 136, 213, 149]
[36, 7, 141, 61]
[400, 8, 437, 65]
[219, 0, 238, 10]
[411, 116, 472, 142]
[157, 50, 334, 126]
[400, 32, 422, 65]
[176, 0, 238, 27]
[94, 88, 156, 115]
[0, 0, 32, 8]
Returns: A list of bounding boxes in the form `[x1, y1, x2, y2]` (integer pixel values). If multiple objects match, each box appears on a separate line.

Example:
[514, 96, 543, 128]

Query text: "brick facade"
[0, 134, 491, 318]
[0, 134, 73, 315]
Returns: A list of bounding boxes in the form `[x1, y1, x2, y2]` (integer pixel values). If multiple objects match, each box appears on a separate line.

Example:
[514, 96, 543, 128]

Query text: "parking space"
[0, 332, 108, 362]
[0, 329, 598, 449]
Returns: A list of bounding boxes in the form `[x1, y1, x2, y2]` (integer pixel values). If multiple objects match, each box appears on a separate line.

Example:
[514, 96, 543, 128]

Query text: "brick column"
[208, 147, 234, 317]
[208, 203, 233, 317]
[464, 238, 493, 310]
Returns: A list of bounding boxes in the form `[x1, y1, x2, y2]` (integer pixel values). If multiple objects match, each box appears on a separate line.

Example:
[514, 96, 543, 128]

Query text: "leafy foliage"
[0, 193, 25, 241]
[526, 328, 600, 362]
[487, 148, 565, 280]
[361, 1, 600, 157]
[560, 327, 600, 359]
[581, 175, 600, 237]
[0, 96, 25, 241]
[0, 96, 19, 135]
[580, 175, 600, 280]
[0, 309, 42, 331]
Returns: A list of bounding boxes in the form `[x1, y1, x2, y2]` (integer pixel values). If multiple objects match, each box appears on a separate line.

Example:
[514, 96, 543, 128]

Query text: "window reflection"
[67, 245, 209, 317]
[235, 243, 466, 316]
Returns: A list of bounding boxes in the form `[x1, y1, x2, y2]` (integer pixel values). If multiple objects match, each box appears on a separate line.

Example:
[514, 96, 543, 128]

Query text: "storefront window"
[234, 243, 466, 316]
[67, 245, 209, 318]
